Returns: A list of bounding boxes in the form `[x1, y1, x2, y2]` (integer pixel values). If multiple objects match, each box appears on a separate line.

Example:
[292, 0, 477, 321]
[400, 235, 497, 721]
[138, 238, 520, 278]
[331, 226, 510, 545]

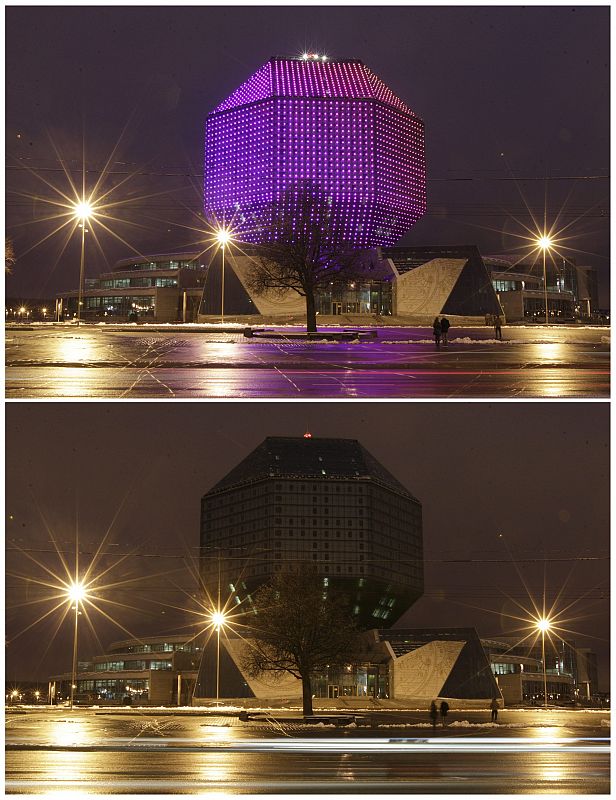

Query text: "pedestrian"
[490, 697, 499, 722]
[432, 317, 442, 348]
[440, 316, 450, 346]
[429, 700, 438, 729]
[494, 314, 502, 340]
[439, 699, 449, 726]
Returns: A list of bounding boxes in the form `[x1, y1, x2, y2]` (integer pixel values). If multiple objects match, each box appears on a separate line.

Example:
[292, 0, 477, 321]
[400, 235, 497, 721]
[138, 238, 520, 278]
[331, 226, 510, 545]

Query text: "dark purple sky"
[6, 402, 609, 688]
[5, 5, 610, 304]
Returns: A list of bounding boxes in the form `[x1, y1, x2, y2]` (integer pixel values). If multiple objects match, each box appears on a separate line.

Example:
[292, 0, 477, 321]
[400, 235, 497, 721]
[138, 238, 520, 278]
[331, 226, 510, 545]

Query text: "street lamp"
[73, 200, 93, 324]
[67, 580, 87, 709]
[214, 228, 233, 324]
[535, 616, 552, 708]
[536, 235, 553, 325]
[211, 609, 227, 705]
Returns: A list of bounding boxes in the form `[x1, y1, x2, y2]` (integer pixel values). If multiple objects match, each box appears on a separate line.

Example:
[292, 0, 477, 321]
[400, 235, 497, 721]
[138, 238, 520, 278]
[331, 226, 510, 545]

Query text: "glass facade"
[115, 259, 199, 272]
[315, 281, 392, 315]
[108, 641, 195, 654]
[65, 295, 156, 319]
[312, 663, 390, 699]
[77, 678, 149, 701]
[94, 659, 172, 671]
[100, 277, 178, 289]
[523, 296, 576, 320]
[522, 678, 574, 703]
[492, 662, 517, 675]
[493, 279, 523, 292]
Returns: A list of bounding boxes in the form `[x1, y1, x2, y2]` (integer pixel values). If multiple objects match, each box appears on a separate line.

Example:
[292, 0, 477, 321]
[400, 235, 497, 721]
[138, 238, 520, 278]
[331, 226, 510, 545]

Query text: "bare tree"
[5, 236, 16, 274]
[246, 182, 364, 332]
[241, 564, 358, 715]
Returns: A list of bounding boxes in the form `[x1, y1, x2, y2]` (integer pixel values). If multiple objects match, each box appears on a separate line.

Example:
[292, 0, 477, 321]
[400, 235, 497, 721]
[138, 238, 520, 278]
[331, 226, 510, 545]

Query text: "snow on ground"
[378, 720, 610, 729]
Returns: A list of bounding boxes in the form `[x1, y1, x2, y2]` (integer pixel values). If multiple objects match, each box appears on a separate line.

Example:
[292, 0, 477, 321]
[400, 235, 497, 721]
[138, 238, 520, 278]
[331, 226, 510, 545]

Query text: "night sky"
[6, 402, 609, 688]
[5, 5, 610, 304]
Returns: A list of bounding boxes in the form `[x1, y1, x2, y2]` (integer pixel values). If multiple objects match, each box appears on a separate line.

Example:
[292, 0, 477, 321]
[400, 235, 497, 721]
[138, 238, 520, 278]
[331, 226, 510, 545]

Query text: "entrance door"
[327, 685, 339, 699]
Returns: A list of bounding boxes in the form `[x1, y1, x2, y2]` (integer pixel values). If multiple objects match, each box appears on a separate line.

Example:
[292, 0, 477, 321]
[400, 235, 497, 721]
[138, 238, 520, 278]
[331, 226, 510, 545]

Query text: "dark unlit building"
[199, 435, 424, 629]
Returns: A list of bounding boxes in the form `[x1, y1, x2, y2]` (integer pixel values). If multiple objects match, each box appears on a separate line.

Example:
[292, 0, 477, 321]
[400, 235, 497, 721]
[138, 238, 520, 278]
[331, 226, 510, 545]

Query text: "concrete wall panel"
[394, 259, 466, 316]
[392, 640, 465, 699]
[229, 255, 306, 316]
[224, 638, 302, 700]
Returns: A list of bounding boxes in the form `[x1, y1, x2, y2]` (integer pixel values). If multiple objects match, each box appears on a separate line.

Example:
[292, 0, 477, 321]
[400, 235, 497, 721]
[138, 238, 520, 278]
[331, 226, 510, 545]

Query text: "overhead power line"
[4, 162, 610, 183]
[5, 546, 609, 564]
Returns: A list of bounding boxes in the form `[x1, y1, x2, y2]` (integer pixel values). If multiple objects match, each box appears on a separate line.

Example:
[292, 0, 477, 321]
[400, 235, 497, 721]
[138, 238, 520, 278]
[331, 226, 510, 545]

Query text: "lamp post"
[214, 228, 232, 324]
[68, 580, 86, 710]
[73, 200, 93, 324]
[211, 610, 226, 705]
[536, 617, 551, 708]
[536, 235, 553, 325]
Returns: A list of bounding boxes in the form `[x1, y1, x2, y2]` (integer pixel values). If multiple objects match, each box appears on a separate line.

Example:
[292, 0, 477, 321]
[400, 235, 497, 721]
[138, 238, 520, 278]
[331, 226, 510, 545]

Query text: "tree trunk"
[301, 673, 313, 716]
[305, 290, 317, 333]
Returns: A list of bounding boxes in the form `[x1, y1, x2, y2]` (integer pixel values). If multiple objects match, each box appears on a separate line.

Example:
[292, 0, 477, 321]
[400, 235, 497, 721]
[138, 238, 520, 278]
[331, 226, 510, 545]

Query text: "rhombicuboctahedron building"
[204, 55, 426, 247]
[199, 435, 424, 629]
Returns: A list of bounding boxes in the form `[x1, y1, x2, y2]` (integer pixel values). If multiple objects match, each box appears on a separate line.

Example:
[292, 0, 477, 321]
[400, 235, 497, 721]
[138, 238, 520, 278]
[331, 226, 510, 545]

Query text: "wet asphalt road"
[5, 707, 610, 793]
[5, 324, 610, 398]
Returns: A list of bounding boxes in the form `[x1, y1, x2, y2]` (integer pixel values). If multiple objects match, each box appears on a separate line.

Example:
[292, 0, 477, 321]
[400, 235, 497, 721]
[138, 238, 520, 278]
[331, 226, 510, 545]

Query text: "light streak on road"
[8, 736, 609, 754]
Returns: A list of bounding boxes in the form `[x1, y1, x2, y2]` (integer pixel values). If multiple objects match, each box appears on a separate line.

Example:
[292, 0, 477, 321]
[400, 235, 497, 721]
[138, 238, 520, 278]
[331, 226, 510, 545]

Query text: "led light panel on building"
[204, 56, 426, 247]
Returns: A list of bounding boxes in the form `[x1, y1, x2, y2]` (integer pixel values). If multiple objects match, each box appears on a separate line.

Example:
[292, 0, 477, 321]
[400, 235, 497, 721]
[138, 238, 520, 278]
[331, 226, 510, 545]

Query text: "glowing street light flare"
[536, 235, 553, 251]
[458, 532, 610, 714]
[535, 232, 554, 325]
[67, 576, 87, 710]
[7, 129, 164, 323]
[535, 615, 553, 709]
[213, 226, 234, 324]
[74, 199, 97, 324]
[211, 610, 227, 629]
[73, 199, 94, 222]
[67, 581, 87, 605]
[7, 516, 167, 716]
[214, 228, 232, 247]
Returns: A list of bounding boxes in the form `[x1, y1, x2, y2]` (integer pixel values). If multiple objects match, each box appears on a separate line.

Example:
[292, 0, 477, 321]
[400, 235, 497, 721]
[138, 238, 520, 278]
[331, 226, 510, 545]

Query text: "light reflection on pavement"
[5, 747, 609, 794]
[5, 325, 609, 398]
[5, 707, 610, 793]
[6, 326, 610, 399]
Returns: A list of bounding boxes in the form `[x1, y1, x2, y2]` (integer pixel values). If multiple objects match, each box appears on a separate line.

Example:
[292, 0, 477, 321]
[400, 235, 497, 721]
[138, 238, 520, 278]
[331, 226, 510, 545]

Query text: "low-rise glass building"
[56, 253, 206, 322]
[49, 635, 202, 705]
[485, 255, 600, 322]
[483, 637, 579, 704]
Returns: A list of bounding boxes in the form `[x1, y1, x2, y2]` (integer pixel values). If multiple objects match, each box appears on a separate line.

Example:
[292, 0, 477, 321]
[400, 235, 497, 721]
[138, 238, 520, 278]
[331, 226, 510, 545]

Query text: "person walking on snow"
[429, 700, 438, 729]
[433, 317, 442, 348]
[490, 697, 499, 722]
[440, 316, 450, 346]
[439, 699, 449, 726]
[494, 314, 503, 340]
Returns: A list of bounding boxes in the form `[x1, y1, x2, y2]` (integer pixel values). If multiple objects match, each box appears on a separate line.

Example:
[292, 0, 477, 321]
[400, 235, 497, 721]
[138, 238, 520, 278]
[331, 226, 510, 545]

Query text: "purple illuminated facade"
[204, 56, 426, 247]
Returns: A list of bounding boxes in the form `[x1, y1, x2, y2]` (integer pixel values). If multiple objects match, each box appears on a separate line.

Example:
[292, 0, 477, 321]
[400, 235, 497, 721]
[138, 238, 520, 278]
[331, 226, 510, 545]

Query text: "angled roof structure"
[212, 56, 416, 116]
[208, 436, 416, 499]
